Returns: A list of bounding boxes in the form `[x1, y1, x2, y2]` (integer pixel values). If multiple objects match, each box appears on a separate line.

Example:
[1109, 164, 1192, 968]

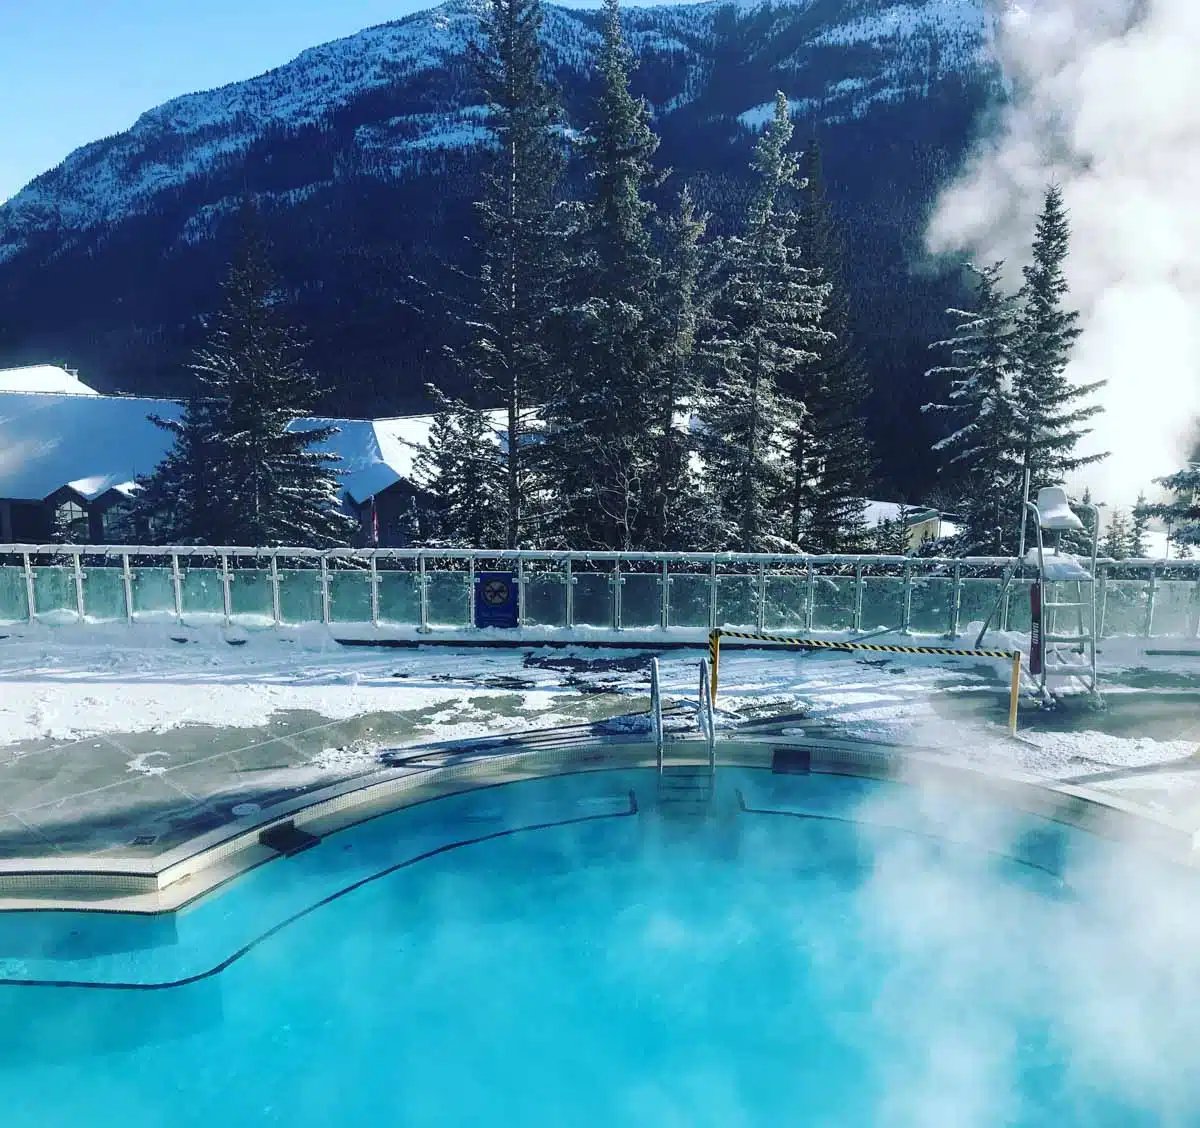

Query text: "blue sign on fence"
[474, 571, 519, 628]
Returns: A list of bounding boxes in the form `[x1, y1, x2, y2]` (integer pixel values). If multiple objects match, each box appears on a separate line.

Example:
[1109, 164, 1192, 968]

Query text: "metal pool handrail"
[698, 657, 715, 772]
[650, 656, 664, 773]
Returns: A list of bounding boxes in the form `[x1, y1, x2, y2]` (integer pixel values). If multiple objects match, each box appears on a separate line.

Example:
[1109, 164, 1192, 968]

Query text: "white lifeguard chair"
[1025, 486, 1101, 703]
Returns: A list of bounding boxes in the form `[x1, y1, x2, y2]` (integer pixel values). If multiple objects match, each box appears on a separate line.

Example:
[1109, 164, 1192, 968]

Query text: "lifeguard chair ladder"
[1026, 486, 1101, 704]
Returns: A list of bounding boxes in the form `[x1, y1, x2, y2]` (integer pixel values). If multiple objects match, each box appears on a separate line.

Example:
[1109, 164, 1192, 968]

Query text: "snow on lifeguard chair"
[1025, 486, 1101, 704]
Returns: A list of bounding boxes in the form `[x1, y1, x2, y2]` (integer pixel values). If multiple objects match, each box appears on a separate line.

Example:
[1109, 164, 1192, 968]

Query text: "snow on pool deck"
[1, 621, 1199, 860]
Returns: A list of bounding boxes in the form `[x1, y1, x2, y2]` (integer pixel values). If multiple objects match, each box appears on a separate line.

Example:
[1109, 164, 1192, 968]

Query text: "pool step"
[656, 764, 714, 817]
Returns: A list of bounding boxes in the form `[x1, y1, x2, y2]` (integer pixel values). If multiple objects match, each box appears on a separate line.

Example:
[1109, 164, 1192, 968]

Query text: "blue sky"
[0, 0, 622, 203]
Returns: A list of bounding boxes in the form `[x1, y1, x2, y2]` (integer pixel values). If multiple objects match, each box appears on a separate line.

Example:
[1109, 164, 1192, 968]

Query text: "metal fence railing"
[2, 544, 1199, 640]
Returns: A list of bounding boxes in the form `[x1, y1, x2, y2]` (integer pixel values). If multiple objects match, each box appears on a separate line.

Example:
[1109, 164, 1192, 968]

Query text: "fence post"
[22, 551, 35, 623]
[220, 553, 232, 626]
[466, 553, 476, 628]
[121, 552, 134, 625]
[270, 553, 283, 626]
[417, 553, 429, 633]
[171, 553, 183, 624]
[708, 558, 719, 633]
[518, 556, 528, 628]
[659, 559, 669, 630]
[612, 558, 622, 630]
[564, 556, 575, 629]
[1097, 563, 1109, 640]
[756, 563, 767, 632]
[1143, 565, 1158, 639]
[804, 561, 816, 631]
[368, 553, 379, 628]
[853, 563, 864, 632]
[948, 563, 962, 639]
[72, 550, 85, 622]
[901, 561, 913, 635]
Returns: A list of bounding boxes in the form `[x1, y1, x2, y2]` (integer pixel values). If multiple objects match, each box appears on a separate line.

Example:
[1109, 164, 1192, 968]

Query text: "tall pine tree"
[648, 186, 710, 549]
[139, 219, 354, 547]
[541, 0, 664, 549]
[1013, 185, 1105, 494]
[698, 93, 829, 552]
[785, 136, 874, 552]
[457, 0, 565, 548]
[1129, 492, 1151, 557]
[1145, 465, 1200, 550]
[924, 262, 1023, 555]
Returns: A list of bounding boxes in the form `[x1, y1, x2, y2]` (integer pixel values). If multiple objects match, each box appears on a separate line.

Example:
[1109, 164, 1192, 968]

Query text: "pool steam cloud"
[925, 0, 1200, 507]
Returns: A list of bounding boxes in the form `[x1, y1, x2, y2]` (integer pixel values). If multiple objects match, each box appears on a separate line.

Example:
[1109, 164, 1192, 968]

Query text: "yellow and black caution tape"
[712, 628, 1016, 660]
[708, 628, 1022, 737]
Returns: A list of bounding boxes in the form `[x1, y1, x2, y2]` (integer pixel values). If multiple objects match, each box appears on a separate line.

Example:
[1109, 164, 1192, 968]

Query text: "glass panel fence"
[958, 576, 1004, 633]
[0, 565, 29, 623]
[229, 566, 274, 625]
[130, 565, 176, 619]
[909, 574, 954, 636]
[618, 570, 660, 630]
[571, 568, 614, 629]
[860, 573, 904, 631]
[715, 573, 757, 629]
[426, 570, 470, 628]
[279, 567, 322, 624]
[763, 574, 807, 631]
[377, 568, 420, 626]
[82, 564, 127, 622]
[32, 565, 76, 621]
[522, 566, 567, 628]
[666, 570, 709, 630]
[180, 565, 225, 621]
[811, 572, 854, 632]
[1150, 579, 1199, 639]
[329, 567, 372, 624]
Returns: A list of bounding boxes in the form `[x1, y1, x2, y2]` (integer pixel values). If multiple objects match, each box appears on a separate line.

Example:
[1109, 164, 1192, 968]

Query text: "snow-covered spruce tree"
[133, 396, 226, 543]
[191, 223, 355, 547]
[413, 389, 507, 547]
[648, 186, 713, 549]
[455, 0, 566, 548]
[1144, 465, 1200, 551]
[923, 262, 1023, 556]
[784, 137, 874, 553]
[698, 93, 830, 552]
[1013, 185, 1105, 494]
[540, 0, 664, 549]
[1129, 492, 1151, 558]
[1101, 507, 1129, 560]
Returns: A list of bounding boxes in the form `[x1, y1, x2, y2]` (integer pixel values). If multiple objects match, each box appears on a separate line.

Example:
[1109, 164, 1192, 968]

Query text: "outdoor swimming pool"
[2, 767, 1200, 1128]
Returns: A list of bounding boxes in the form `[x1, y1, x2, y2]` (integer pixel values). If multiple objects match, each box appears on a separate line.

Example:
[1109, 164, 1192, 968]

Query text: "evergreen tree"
[923, 262, 1022, 555]
[457, 0, 565, 548]
[413, 390, 507, 547]
[1129, 492, 1151, 558]
[1013, 185, 1105, 493]
[698, 93, 830, 552]
[648, 186, 710, 549]
[540, 0, 664, 549]
[1144, 465, 1200, 551]
[138, 221, 354, 547]
[786, 137, 874, 552]
[1101, 507, 1130, 560]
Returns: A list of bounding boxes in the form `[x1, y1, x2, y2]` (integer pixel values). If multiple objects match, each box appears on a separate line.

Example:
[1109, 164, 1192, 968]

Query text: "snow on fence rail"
[1, 545, 1198, 641]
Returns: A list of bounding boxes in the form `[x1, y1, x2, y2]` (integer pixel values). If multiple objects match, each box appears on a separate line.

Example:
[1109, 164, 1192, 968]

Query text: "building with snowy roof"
[0, 366, 496, 545]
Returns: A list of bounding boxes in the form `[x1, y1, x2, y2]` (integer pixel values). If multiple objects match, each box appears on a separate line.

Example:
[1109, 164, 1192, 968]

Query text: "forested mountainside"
[0, 0, 999, 497]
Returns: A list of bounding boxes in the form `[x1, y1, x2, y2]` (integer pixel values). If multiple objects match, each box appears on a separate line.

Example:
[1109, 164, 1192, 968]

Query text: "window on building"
[54, 500, 89, 543]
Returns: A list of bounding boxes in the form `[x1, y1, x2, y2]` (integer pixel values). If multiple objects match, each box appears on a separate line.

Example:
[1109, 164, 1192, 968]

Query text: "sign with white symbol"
[474, 571, 519, 628]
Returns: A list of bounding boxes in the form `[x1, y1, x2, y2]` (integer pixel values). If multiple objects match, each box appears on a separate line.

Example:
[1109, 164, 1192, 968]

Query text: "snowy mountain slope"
[0, 0, 991, 262]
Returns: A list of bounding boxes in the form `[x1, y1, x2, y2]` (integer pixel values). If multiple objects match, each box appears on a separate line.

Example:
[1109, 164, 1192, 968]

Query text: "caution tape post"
[708, 628, 1023, 736]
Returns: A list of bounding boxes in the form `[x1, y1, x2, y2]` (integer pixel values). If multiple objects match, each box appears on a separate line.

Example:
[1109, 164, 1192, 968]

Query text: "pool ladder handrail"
[650, 656, 664, 772]
[698, 657, 715, 773]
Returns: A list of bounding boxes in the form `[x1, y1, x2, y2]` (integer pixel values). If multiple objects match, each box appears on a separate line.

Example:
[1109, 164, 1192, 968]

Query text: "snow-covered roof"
[0, 391, 182, 502]
[0, 391, 509, 506]
[0, 365, 99, 396]
[862, 500, 940, 526]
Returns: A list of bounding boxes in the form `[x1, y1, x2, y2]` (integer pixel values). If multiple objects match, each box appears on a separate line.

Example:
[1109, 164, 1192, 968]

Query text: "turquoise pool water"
[2, 768, 1199, 1128]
